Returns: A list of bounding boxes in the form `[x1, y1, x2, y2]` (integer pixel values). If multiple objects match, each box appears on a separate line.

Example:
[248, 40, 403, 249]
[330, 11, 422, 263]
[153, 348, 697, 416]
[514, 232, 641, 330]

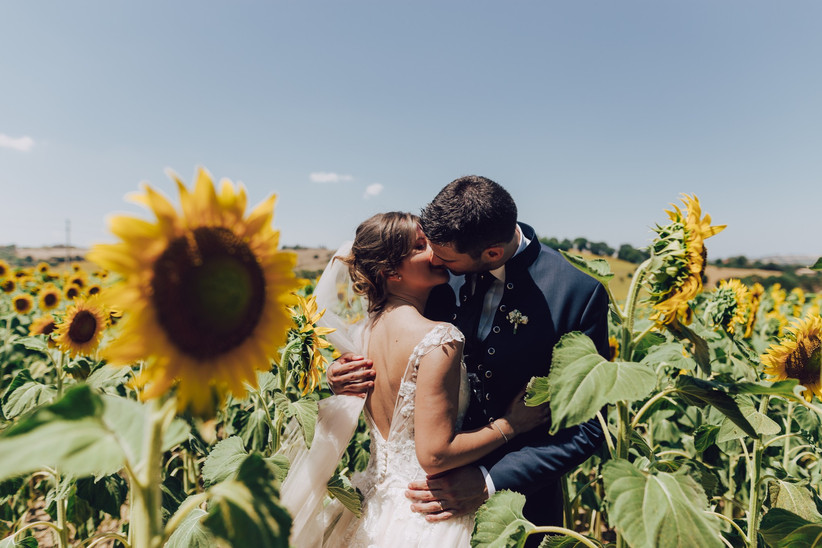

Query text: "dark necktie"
[460, 272, 495, 341]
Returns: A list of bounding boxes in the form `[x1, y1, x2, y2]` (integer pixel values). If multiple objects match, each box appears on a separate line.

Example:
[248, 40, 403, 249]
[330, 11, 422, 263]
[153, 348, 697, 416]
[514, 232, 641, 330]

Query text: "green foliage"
[471, 490, 535, 548]
[0, 384, 188, 480]
[539, 331, 656, 434]
[326, 472, 363, 518]
[602, 459, 722, 548]
[202, 454, 292, 547]
[165, 506, 215, 548]
[559, 251, 614, 285]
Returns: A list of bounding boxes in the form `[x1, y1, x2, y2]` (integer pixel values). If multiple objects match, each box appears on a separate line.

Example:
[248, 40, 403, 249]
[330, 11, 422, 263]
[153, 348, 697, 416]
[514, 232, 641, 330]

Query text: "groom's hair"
[420, 175, 517, 258]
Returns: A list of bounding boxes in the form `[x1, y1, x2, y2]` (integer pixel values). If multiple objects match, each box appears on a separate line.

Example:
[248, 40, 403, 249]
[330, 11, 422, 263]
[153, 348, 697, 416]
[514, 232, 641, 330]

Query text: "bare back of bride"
[286, 212, 547, 547]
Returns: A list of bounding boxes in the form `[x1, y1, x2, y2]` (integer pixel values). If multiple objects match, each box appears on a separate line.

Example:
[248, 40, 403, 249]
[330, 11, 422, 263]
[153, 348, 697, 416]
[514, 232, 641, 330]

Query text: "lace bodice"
[357, 323, 469, 495]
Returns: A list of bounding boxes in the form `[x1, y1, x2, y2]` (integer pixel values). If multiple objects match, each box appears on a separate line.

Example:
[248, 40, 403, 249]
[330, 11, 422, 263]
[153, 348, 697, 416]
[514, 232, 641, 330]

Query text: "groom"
[329, 175, 608, 529]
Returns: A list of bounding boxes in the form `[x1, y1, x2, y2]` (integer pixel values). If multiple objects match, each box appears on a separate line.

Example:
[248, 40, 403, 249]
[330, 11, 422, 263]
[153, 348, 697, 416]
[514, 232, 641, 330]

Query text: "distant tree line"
[538, 236, 650, 264]
[711, 255, 787, 272]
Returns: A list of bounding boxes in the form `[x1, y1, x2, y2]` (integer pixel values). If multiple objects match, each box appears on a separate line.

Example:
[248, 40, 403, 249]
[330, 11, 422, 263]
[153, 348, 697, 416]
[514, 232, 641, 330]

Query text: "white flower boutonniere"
[507, 310, 529, 334]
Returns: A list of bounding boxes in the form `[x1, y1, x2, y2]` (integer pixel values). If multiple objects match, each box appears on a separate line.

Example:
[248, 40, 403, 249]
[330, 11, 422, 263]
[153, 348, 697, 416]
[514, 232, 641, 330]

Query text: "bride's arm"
[413, 340, 548, 476]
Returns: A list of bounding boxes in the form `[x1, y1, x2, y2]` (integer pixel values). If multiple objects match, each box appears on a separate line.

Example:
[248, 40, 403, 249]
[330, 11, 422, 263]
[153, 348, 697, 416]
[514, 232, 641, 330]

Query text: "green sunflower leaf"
[772, 524, 822, 547]
[760, 508, 814, 548]
[0, 535, 38, 548]
[732, 379, 801, 398]
[14, 336, 49, 354]
[559, 251, 614, 285]
[716, 397, 780, 442]
[673, 376, 758, 439]
[640, 341, 697, 371]
[291, 397, 319, 448]
[2, 370, 56, 419]
[327, 472, 363, 518]
[768, 480, 822, 523]
[85, 365, 132, 394]
[693, 424, 720, 453]
[165, 502, 215, 548]
[794, 404, 822, 444]
[663, 320, 711, 376]
[525, 377, 551, 406]
[538, 535, 604, 547]
[471, 490, 535, 548]
[810, 257, 822, 271]
[602, 459, 723, 548]
[202, 436, 249, 488]
[75, 474, 128, 517]
[546, 332, 656, 434]
[0, 384, 188, 481]
[202, 454, 291, 548]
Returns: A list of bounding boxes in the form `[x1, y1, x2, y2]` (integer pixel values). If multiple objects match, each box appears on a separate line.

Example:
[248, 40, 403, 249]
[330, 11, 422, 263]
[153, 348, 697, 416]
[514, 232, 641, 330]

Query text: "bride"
[282, 212, 548, 547]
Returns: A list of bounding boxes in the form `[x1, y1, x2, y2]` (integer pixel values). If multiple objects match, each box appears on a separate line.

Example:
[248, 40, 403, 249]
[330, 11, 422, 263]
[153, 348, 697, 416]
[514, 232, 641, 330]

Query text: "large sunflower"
[12, 294, 34, 315]
[762, 314, 822, 402]
[288, 293, 335, 395]
[39, 283, 62, 311]
[87, 168, 304, 415]
[0, 259, 10, 279]
[645, 194, 725, 325]
[54, 297, 108, 358]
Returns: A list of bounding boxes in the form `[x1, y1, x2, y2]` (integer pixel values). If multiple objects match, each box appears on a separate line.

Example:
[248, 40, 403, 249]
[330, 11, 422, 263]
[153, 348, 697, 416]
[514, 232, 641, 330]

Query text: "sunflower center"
[785, 336, 822, 386]
[151, 226, 265, 359]
[14, 299, 29, 312]
[68, 310, 99, 343]
[44, 293, 58, 307]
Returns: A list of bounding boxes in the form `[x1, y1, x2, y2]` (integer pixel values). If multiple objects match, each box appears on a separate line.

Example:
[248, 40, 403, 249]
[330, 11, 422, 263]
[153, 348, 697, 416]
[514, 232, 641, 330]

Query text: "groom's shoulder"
[531, 245, 605, 306]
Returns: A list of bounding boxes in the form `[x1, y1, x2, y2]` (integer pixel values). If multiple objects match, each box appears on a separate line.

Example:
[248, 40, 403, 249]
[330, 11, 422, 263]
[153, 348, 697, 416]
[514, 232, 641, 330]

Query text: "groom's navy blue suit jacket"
[425, 223, 608, 526]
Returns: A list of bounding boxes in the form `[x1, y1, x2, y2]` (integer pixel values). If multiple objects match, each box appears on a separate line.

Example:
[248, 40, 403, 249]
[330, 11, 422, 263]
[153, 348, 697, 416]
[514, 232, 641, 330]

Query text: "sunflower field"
[1, 171, 821, 548]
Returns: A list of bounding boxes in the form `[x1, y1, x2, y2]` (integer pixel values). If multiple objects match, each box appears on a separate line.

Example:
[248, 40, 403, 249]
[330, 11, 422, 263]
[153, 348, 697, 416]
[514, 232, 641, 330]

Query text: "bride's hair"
[340, 211, 419, 314]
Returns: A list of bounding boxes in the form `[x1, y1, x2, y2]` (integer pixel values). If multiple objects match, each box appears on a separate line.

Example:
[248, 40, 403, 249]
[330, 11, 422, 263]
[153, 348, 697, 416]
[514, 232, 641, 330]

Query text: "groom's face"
[428, 241, 488, 275]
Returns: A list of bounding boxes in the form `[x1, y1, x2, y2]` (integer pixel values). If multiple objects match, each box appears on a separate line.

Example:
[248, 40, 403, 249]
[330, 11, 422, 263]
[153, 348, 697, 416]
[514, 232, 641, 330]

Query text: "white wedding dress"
[325, 322, 474, 548]
[281, 244, 474, 547]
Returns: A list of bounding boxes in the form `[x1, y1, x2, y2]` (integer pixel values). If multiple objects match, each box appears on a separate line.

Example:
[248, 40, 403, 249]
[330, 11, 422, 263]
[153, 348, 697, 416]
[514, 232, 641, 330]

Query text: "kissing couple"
[281, 175, 609, 547]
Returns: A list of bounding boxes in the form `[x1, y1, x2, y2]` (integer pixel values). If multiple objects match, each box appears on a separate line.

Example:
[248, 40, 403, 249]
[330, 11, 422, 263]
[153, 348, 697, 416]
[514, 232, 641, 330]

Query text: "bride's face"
[395, 225, 450, 289]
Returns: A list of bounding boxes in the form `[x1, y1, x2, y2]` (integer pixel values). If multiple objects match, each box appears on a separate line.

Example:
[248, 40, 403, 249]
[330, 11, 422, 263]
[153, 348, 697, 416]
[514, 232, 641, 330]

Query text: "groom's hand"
[326, 353, 375, 396]
[406, 466, 487, 522]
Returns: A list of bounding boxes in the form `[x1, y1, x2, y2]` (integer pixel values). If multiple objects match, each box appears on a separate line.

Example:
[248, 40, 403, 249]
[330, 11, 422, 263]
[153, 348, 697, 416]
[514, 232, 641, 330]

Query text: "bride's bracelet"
[491, 420, 510, 443]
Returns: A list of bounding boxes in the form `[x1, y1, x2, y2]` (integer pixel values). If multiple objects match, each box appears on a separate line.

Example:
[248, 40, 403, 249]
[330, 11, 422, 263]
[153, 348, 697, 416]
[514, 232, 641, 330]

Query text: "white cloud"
[0, 134, 35, 152]
[309, 171, 353, 183]
[363, 183, 384, 199]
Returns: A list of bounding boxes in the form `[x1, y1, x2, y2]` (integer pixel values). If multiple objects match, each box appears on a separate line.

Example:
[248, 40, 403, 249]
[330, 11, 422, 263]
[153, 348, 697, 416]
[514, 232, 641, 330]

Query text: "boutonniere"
[507, 310, 529, 334]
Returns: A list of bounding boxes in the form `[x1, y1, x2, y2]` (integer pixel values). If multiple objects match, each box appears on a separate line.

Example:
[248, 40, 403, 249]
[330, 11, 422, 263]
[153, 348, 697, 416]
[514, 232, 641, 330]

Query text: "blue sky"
[2, 1, 820, 260]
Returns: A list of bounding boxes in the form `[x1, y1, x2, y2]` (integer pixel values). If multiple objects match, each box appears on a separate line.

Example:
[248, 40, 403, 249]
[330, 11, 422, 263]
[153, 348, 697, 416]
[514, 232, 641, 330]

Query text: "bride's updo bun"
[340, 212, 419, 314]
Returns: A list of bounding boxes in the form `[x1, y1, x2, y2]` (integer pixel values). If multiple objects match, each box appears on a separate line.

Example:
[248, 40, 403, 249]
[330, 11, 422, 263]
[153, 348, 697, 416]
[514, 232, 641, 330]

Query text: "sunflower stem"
[55, 351, 65, 400]
[746, 396, 769, 547]
[615, 401, 631, 460]
[54, 472, 70, 548]
[631, 387, 676, 429]
[132, 397, 177, 548]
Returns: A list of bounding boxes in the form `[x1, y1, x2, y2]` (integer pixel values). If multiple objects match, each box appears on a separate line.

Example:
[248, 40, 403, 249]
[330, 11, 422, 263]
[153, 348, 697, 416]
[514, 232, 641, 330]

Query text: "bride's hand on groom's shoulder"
[327, 353, 375, 397]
